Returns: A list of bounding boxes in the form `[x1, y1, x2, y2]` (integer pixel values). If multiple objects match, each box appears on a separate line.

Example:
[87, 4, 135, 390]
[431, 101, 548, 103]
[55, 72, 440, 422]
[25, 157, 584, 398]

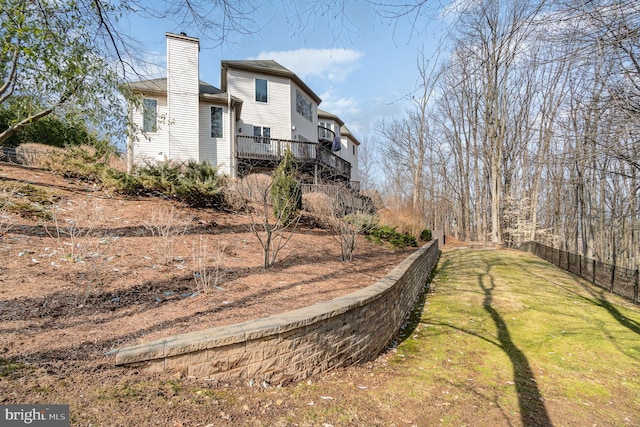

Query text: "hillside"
[0, 163, 413, 397]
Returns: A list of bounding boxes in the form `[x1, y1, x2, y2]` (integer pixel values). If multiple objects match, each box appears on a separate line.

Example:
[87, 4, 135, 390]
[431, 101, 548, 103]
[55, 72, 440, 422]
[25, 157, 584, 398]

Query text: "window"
[296, 90, 312, 121]
[142, 98, 157, 133]
[253, 126, 271, 143]
[255, 78, 268, 103]
[210, 106, 223, 138]
[319, 121, 333, 140]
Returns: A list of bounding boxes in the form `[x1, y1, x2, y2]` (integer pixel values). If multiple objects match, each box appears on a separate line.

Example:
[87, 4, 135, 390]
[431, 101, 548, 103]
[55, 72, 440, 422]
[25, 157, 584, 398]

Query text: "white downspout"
[228, 91, 236, 178]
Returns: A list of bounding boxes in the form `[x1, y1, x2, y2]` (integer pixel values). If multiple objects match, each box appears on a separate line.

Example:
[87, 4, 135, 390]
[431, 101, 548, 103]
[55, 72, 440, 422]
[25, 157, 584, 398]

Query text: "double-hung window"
[210, 106, 223, 138]
[142, 98, 157, 133]
[255, 78, 268, 103]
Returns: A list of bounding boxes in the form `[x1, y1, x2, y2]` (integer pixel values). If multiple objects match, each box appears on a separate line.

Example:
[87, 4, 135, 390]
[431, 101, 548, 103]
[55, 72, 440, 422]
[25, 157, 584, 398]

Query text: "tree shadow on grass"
[522, 265, 640, 337]
[479, 270, 553, 427]
[572, 279, 640, 336]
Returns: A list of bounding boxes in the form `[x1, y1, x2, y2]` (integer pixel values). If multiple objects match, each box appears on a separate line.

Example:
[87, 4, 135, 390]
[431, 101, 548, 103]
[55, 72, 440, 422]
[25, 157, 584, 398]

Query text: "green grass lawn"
[276, 249, 640, 426]
[369, 249, 640, 426]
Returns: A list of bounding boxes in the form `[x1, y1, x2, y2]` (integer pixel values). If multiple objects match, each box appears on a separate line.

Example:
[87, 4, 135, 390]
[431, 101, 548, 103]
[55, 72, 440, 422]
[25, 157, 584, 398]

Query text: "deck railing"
[317, 126, 335, 143]
[236, 135, 351, 179]
[317, 145, 351, 177]
[237, 135, 316, 161]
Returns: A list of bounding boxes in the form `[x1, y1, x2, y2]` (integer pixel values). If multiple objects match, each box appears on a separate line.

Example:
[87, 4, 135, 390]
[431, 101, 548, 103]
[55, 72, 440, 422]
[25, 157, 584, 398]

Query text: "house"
[127, 32, 360, 188]
[318, 109, 361, 186]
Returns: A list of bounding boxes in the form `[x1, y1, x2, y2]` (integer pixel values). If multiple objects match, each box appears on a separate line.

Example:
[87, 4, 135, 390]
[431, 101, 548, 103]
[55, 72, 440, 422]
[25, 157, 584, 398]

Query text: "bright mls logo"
[2, 405, 69, 426]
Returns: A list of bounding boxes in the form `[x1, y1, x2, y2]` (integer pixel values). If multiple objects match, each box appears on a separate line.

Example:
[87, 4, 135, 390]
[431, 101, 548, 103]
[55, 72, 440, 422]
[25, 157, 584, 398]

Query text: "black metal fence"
[0, 146, 18, 163]
[519, 241, 639, 304]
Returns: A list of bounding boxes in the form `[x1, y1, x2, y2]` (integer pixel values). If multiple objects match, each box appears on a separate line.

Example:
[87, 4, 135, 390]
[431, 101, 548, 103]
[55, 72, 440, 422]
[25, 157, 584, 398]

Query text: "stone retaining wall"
[115, 240, 440, 384]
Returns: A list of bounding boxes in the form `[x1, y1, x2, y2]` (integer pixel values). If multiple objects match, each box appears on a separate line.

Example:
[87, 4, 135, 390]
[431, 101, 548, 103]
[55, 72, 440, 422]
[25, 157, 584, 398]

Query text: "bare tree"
[233, 171, 301, 269]
[357, 136, 380, 192]
[329, 191, 375, 262]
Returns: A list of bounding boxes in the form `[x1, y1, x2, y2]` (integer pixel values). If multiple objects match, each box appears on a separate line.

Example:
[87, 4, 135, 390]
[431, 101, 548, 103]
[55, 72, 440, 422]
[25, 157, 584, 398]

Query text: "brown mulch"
[0, 162, 414, 379]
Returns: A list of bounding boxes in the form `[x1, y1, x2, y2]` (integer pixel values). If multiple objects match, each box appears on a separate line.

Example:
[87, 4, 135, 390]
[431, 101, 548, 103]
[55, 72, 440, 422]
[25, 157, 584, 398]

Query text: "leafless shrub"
[46, 200, 104, 262]
[191, 236, 226, 294]
[378, 206, 427, 239]
[16, 143, 65, 168]
[236, 173, 272, 204]
[108, 152, 128, 172]
[42, 199, 112, 306]
[0, 184, 17, 238]
[302, 192, 333, 228]
[144, 206, 193, 264]
[306, 189, 376, 262]
[74, 242, 113, 307]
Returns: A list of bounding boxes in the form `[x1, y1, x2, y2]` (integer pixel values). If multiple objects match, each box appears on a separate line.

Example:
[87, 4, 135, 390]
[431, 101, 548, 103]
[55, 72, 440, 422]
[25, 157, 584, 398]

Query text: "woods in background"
[366, 0, 640, 269]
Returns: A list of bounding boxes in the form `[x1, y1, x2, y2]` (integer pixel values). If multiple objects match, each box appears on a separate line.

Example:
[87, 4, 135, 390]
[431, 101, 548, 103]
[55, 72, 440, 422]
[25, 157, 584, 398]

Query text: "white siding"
[198, 102, 232, 176]
[167, 34, 200, 162]
[227, 68, 291, 139]
[131, 95, 170, 162]
[341, 136, 359, 181]
[291, 82, 318, 142]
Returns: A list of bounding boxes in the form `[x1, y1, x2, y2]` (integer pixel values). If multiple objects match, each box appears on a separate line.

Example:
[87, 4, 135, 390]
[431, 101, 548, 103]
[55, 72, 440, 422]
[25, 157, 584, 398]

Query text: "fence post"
[634, 268, 639, 305]
[610, 264, 616, 294]
[579, 254, 582, 278]
[592, 258, 596, 285]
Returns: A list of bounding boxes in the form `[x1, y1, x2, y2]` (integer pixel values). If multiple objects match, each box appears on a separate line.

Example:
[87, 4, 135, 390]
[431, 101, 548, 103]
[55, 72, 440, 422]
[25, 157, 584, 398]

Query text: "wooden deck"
[236, 135, 351, 182]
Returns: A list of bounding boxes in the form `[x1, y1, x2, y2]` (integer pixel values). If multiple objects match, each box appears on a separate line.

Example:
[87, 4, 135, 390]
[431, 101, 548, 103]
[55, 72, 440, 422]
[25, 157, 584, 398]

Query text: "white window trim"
[296, 89, 312, 121]
[255, 78, 268, 103]
[210, 106, 224, 138]
[253, 125, 271, 143]
[142, 98, 158, 133]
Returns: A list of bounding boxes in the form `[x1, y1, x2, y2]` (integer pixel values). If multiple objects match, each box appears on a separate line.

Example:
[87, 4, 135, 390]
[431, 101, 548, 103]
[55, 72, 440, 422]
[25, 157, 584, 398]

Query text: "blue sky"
[122, 1, 446, 142]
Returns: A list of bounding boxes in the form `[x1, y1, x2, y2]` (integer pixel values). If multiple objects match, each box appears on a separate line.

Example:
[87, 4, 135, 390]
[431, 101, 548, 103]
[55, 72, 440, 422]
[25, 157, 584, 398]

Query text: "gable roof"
[127, 78, 243, 116]
[221, 60, 322, 104]
[318, 109, 345, 127]
[340, 125, 361, 146]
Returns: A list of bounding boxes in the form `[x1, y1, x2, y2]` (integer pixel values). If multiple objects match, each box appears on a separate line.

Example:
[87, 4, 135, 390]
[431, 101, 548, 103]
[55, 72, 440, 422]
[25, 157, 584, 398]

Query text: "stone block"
[208, 367, 243, 383]
[115, 340, 165, 365]
[227, 347, 263, 370]
[164, 356, 188, 378]
[187, 357, 229, 378]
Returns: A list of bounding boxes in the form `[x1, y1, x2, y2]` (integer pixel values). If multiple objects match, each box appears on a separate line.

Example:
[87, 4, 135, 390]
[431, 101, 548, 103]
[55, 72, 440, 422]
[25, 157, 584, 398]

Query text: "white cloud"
[319, 90, 361, 116]
[318, 88, 411, 140]
[252, 48, 363, 83]
[320, 88, 362, 118]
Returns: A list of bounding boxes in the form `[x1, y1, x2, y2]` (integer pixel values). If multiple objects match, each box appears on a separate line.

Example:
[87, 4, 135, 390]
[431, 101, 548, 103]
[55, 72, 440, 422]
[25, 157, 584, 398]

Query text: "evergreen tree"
[270, 147, 301, 225]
